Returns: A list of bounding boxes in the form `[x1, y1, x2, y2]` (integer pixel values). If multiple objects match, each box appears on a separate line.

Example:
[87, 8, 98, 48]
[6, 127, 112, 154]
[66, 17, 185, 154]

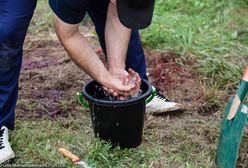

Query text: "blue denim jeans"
[0, 0, 147, 130]
[0, 0, 37, 130]
[87, 0, 147, 80]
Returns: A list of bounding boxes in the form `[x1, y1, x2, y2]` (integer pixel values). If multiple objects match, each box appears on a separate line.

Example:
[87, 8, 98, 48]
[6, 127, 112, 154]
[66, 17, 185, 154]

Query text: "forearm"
[54, 16, 109, 84]
[105, 2, 131, 70]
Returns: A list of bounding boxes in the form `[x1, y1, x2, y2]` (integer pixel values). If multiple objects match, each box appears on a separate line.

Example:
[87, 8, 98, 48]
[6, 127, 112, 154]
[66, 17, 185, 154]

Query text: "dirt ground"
[18, 38, 204, 118]
[16, 28, 247, 167]
[20, 25, 208, 118]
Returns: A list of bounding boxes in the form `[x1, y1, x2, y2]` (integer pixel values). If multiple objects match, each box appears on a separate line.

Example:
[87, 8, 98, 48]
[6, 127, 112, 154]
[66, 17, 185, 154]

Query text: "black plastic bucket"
[81, 79, 152, 148]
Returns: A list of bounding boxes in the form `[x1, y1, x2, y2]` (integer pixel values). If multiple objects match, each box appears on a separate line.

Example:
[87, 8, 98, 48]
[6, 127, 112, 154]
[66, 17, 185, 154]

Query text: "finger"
[118, 96, 127, 100]
[113, 91, 118, 97]
[106, 78, 135, 93]
[118, 83, 135, 92]
[124, 75, 131, 85]
[135, 73, 141, 87]
[134, 71, 141, 80]
[129, 69, 139, 79]
[128, 68, 135, 75]
[117, 91, 132, 98]
[128, 69, 140, 84]
[133, 71, 140, 81]
[131, 88, 139, 96]
[103, 87, 114, 95]
[136, 78, 141, 90]
[103, 86, 109, 92]
[108, 89, 114, 93]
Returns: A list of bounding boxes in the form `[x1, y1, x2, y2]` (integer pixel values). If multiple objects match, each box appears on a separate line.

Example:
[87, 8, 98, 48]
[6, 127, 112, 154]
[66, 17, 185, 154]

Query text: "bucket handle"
[76, 88, 156, 108]
[146, 88, 156, 104]
[76, 92, 89, 108]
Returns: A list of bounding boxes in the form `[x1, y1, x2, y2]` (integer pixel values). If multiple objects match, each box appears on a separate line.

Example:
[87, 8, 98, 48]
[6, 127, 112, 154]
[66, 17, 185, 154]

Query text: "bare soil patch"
[18, 39, 207, 119]
[18, 40, 91, 119]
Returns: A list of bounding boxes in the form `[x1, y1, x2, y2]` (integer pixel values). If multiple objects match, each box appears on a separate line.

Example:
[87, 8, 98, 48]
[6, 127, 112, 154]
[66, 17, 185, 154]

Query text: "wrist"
[109, 65, 126, 72]
[108, 61, 125, 71]
[109, 68, 124, 73]
[98, 71, 112, 86]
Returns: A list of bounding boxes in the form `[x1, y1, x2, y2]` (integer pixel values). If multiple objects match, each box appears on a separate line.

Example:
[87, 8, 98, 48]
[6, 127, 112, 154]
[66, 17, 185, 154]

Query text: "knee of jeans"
[0, 21, 18, 43]
[0, 42, 21, 71]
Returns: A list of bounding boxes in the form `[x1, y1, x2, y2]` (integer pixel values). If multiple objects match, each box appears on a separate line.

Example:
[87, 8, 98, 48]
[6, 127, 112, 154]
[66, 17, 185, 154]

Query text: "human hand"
[101, 72, 135, 98]
[103, 68, 141, 100]
[125, 68, 142, 97]
[109, 68, 129, 85]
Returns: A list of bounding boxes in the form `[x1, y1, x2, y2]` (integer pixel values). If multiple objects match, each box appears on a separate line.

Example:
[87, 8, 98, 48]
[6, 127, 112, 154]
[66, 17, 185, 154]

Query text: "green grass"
[27, 0, 91, 38]
[11, 0, 248, 167]
[10, 117, 158, 168]
[28, 0, 54, 37]
[10, 116, 217, 167]
[141, 0, 247, 90]
[31, 0, 247, 91]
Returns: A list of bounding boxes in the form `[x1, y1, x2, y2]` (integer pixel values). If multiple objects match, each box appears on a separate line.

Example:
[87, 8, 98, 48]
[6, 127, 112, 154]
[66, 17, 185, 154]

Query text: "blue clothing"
[0, 0, 147, 130]
[86, 1, 147, 79]
[49, 0, 148, 79]
[0, 0, 37, 130]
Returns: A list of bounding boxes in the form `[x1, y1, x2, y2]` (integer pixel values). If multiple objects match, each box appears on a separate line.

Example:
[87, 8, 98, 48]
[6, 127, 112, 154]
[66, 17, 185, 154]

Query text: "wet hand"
[101, 73, 135, 98]
[126, 68, 142, 97]
[104, 68, 141, 100]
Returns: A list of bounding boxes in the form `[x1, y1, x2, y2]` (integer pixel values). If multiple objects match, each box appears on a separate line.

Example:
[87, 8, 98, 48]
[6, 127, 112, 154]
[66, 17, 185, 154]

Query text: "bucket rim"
[82, 79, 152, 106]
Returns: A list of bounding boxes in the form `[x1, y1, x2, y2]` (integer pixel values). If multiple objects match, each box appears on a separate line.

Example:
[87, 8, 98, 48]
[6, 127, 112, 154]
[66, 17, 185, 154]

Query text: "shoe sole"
[0, 153, 15, 165]
[146, 105, 184, 114]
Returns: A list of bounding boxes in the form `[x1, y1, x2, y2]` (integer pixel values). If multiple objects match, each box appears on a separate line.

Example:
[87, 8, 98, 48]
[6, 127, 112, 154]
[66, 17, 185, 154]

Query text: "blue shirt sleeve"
[49, 0, 88, 24]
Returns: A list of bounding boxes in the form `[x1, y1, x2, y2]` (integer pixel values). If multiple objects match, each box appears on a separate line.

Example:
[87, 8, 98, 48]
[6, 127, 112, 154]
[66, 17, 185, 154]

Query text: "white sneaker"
[146, 86, 182, 114]
[0, 126, 15, 164]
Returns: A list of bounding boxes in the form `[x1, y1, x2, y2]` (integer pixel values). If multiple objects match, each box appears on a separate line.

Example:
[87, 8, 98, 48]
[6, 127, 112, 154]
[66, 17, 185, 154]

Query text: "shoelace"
[0, 128, 4, 149]
[156, 89, 170, 102]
